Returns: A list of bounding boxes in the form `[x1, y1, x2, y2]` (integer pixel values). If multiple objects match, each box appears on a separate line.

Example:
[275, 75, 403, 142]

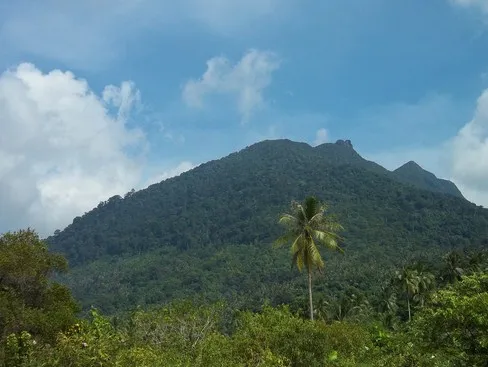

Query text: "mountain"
[314, 139, 389, 176]
[47, 139, 488, 313]
[393, 161, 464, 198]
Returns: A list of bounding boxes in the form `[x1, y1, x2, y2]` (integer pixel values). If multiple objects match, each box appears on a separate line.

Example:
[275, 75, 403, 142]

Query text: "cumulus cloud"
[182, 49, 280, 122]
[364, 89, 488, 207]
[313, 128, 329, 146]
[451, 89, 488, 204]
[0, 63, 146, 236]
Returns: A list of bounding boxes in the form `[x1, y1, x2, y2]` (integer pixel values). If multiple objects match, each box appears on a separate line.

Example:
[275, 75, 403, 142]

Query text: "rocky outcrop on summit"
[335, 139, 353, 148]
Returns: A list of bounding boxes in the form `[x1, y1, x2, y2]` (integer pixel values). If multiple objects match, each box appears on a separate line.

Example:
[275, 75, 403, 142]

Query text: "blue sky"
[1, 0, 488, 235]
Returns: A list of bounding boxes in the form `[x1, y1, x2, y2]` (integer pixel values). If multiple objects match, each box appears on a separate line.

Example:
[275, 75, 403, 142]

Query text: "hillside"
[47, 139, 488, 313]
[393, 160, 464, 198]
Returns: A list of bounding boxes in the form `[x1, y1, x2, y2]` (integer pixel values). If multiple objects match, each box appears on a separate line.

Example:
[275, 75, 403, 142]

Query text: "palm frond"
[291, 251, 301, 270]
[298, 204, 308, 224]
[278, 214, 298, 227]
[308, 211, 324, 227]
[307, 238, 324, 269]
[323, 221, 344, 233]
[295, 251, 305, 272]
[274, 197, 345, 277]
[290, 234, 303, 254]
[303, 196, 320, 220]
[273, 232, 296, 249]
[313, 230, 344, 254]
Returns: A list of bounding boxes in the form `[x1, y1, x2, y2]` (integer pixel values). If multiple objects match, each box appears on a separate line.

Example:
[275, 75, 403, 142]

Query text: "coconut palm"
[377, 284, 398, 315]
[408, 261, 436, 308]
[274, 196, 344, 320]
[413, 270, 435, 308]
[395, 267, 419, 322]
[465, 249, 488, 273]
[441, 251, 464, 284]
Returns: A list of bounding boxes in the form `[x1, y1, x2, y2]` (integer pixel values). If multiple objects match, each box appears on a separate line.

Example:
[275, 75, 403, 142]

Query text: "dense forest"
[47, 139, 488, 313]
[2, 225, 488, 365]
[2, 139, 488, 365]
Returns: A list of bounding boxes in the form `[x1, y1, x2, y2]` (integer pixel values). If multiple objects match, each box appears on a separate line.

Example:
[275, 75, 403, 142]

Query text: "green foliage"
[0, 229, 79, 349]
[48, 140, 484, 266]
[393, 266, 434, 322]
[230, 305, 374, 366]
[410, 273, 488, 366]
[274, 196, 343, 320]
[3, 332, 35, 367]
[2, 233, 488, 367]
[46, 140, 488, 314]
[372, 330, 454, 367]
[274, 196, 344, 273]
[22, 302, 382, 367]
[43, 308, 125, 367]
[393, 161, 464, 199]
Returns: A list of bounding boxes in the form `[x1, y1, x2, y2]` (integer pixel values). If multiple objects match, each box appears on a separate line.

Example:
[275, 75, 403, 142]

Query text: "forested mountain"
[393, 160, 464, 198]
[46, 139, 488, 313]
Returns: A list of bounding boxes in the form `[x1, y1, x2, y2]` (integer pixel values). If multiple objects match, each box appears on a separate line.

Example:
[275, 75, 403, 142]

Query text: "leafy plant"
[274, 196, 344, 320]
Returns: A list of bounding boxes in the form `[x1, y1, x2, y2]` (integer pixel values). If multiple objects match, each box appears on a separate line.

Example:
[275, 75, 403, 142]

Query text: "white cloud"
[144, 161, 195, 187]
[450, 0, 488, 13]
[362, 89, 488, 207]
[0, 63, 146, 236]
[451, 89, 488, 203]
[0, 1, 293, 69]
[313, 128, 329, 146]
[182, 49, 280, 122]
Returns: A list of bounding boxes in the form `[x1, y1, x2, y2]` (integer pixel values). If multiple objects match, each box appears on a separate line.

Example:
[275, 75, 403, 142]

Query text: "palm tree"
[395, 267, 419, 322]
[274, 196, 344, 320]
[377, 284, 398, 315]
[441, 251, 464, 284]
[465, 249, 488, 273]
[413, 270, 435, 308]
[408, 261, 436, 308]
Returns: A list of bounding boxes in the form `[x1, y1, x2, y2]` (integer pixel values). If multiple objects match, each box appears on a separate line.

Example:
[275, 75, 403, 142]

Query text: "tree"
[465, 249, 488, 273]
[413, 269, 435, 308]
[274, 196, 343, 320]
[411, 273, 488, 366]
[394, 267, 419, 322]
[0, 229, 79, 346]
[440, 250, 464, 284]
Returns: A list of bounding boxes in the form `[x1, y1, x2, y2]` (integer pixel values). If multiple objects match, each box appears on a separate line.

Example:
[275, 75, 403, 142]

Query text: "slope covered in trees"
[46, 139, 488, 313]
[393, 160, 464, 198]
[3, 229, 488, 366]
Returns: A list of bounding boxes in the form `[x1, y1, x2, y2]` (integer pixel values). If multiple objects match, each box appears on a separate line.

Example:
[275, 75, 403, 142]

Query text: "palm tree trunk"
[407, 296, 411, 322]
[308, 269, 314, 321]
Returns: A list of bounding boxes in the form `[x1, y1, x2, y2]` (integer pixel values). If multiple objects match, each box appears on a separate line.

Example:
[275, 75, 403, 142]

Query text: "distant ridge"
[393, 160, 464, 199]
[313, 140, 463, 198]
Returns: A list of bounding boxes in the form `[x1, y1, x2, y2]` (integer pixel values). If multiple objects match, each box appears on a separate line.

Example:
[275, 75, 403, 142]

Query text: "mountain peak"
[393, 160, 464, 199]
[397, 160, 423, 171]
[335, 139, 354, 149]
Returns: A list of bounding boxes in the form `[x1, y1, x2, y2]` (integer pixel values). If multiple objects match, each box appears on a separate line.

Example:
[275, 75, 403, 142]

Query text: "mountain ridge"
[393, 159, 464, 198]
[48, 138, 469, 265]
[45, 138, 487, 312]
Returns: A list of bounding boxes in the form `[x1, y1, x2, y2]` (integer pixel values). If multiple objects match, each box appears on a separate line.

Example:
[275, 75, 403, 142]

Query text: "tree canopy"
[0, 229, 79, 346]
[274, 196, 343, 320]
